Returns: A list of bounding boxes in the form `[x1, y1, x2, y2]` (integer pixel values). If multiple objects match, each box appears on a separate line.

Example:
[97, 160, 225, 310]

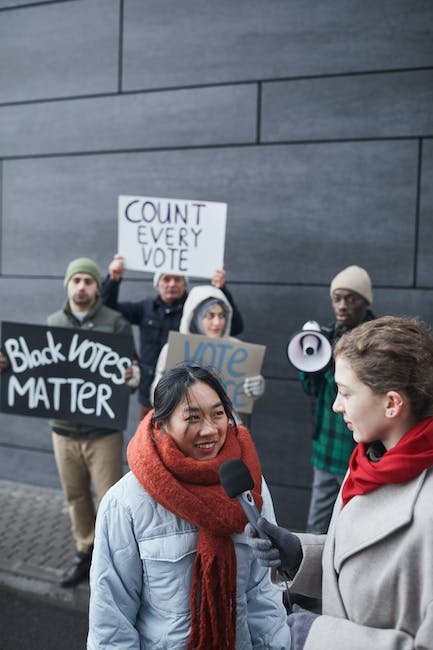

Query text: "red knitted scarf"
[342, 416, 433, 507]
[127, 412, 263, 650]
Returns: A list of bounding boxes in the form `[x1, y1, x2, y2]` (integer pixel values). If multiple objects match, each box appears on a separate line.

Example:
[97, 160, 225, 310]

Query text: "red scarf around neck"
[342, 416, 433, 507]
[127, 411, 263, 650]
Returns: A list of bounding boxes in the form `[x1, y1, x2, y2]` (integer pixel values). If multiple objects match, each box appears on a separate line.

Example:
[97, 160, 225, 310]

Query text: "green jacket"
[300, 311, 375, 475]
[47, 299, 133, 439]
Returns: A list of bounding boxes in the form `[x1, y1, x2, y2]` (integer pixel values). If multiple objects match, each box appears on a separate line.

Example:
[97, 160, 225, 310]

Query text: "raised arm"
[100, 255, 144, 325]
[211, 268, 244, 336]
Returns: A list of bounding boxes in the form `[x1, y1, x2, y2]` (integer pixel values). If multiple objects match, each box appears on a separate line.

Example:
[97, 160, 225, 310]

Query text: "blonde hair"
[334, 316, 433, 420]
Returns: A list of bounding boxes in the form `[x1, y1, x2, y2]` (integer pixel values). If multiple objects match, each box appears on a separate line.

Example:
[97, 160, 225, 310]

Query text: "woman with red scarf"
[245, 316, 433, 650]
[88, 365, 290, 649]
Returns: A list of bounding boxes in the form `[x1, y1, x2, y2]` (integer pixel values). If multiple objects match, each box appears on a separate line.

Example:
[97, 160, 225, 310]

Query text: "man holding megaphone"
[289, 265, 375, 534]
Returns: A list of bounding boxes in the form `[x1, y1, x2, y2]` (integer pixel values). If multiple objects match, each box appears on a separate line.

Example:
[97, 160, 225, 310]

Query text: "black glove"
[244, 516, 303, 577]
[287, 605, 319, 650]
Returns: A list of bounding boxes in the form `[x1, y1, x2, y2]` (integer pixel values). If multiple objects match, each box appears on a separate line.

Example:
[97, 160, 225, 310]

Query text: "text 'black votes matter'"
[0, 322, 133, 429]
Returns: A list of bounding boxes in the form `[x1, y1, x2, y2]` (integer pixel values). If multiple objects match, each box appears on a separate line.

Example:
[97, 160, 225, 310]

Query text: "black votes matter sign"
[0, 322, 134, 429]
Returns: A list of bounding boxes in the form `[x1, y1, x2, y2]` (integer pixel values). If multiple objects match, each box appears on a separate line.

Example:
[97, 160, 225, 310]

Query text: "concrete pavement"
[0, 479, 89, 613]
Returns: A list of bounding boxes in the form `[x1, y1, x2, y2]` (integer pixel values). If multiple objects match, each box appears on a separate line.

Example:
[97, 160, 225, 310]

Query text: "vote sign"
[118, 194, 227, 279]
[0, 322, 133, 429]
[164, 332, 266, 414]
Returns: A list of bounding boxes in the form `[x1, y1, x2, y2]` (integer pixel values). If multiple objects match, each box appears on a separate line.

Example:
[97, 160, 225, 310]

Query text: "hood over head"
[179, 285, 233, 336]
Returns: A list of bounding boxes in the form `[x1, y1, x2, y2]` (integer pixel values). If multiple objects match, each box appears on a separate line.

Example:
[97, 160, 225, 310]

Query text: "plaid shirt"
[301, 364, 355, 475]
[300, 314, 374, 475]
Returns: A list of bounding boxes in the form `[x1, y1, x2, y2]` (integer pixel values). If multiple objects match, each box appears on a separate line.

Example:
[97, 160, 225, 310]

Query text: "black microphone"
[219, 459, 268, 539]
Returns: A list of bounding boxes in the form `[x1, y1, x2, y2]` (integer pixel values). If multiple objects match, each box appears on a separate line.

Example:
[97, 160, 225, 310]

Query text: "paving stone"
[0, 480, 89, 610]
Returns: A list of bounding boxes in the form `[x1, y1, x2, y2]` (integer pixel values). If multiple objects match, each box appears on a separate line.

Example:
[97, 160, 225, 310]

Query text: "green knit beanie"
[64, 258, 102, 289]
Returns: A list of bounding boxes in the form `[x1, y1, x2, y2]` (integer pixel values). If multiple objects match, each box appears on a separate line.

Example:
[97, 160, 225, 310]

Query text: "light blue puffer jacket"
[88, 471, 291, 649]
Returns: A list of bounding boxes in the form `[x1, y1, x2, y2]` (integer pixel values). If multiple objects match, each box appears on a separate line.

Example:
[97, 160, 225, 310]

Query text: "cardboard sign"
[118, 194, 227, 279]
[0, 322, 134, 429]
[164, 332, 266, 414]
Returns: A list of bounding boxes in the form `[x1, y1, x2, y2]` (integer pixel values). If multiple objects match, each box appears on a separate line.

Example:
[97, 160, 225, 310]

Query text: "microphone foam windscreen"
[219, 459, 254, 497]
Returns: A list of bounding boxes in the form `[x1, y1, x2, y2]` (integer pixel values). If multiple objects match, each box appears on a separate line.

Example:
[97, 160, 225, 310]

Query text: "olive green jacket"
[47, 299, 133, 439]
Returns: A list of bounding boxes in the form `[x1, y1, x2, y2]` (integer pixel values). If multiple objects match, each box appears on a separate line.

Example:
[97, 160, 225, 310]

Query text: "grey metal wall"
[0, 0, 432, 529]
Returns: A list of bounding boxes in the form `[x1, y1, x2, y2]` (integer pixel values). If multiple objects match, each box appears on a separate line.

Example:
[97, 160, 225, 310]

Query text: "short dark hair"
[152, 364, 236, 425]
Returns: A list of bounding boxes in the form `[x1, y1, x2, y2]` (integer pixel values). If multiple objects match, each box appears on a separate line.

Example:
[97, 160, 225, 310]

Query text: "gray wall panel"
[375, 287, 433, 325]
[2, 142, 418, 285]
[250, 378, 313, 486]
[0, 85, 257, 157]
[0, 278, 64, 324]
[269, 483, 311, 532]
[262, 70, 433, 142]
[0, 412, 52, 451]
[0, 446, 61, 488]
[250, 378, 314, 531]
[236, 285, 332, 380]
[0, 1, 62, 7]
[417, 139, 433, 286]
[0, 0, 119, 103]
[123, 0, 433, 91]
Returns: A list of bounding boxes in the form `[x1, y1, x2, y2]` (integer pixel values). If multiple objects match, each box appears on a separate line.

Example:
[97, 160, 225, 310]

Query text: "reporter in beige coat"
[245, 316, 433, 650]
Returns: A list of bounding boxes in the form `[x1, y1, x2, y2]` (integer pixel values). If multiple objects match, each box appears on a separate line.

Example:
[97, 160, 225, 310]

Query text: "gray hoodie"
[150, 285, 237, 401]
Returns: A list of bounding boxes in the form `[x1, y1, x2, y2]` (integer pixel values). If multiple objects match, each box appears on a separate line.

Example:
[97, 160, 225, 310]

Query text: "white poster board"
[118, 195, 227, 279]
[165, 332, 266, 414]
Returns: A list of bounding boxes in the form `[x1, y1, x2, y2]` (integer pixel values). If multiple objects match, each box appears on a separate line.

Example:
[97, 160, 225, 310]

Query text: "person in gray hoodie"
[151, 284, 265, 410]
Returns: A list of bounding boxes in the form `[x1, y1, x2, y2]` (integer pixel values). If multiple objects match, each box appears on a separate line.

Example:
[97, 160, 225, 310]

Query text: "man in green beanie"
[47, 257, 139, 587]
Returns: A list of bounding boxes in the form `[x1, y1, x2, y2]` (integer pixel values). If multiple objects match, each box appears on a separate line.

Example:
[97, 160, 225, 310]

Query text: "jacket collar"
[331, 309, 375, 340]
[332, 469, 427, 572]
[63, 298, 102, 323]
[154, 292, 187, 312]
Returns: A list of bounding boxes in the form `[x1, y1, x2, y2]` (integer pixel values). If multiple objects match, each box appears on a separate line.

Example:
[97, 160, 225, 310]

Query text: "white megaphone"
[287, 320, 332, 372]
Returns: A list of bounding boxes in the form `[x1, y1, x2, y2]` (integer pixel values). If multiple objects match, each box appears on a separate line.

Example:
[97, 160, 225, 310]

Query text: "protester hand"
[244, 517, 302, 575]
[0, 352, 9, 372]
[109, 254, 125, 281]
[211, 268, 226, 289]
[243, 374, 265, 398]
[287, 605, 319, 650]
[124, 362, 141, 389]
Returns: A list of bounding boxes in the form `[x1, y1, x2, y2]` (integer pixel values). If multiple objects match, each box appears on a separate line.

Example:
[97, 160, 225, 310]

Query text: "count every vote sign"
[118, 194, 227, 279]
[0, 322, 134, 429]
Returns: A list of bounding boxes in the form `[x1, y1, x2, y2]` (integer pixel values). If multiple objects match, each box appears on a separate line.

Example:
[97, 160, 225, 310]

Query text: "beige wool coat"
[274, 467, 433, 650]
